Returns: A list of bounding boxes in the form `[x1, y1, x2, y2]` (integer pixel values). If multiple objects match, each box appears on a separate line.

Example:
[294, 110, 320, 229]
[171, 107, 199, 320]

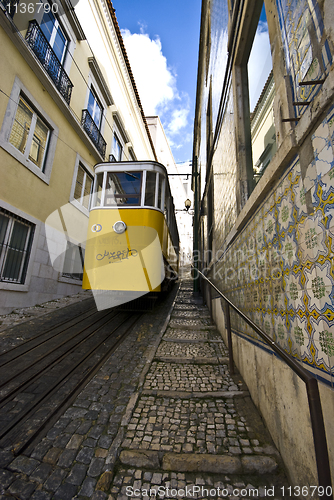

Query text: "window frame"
[33, 2, 76, 76]
[39, 8, 69, 65]
[0, 209, 35, 284]
[0, 203, 40, 292]
[90, 166, 166, 211]
[61, 240, 85, 281]
[113, 132, 123, 162]
[0, 77, 58, 184]
[70, 154, 94, 215]
[104, 171, 142, 207]
[9, 96, 51, 172]
[84, 73, 107, 135]
[231, 2, 271, 212]
[87, 87, 103, 130]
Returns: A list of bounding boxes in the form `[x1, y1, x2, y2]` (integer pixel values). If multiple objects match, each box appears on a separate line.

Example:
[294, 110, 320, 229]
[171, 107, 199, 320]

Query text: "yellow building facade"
[0, 0, 156, 314]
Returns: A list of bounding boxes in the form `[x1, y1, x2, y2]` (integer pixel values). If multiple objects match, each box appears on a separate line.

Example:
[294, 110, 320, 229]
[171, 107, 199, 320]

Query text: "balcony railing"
[25, 20, 73, 105]
[81, 109, 106, 158]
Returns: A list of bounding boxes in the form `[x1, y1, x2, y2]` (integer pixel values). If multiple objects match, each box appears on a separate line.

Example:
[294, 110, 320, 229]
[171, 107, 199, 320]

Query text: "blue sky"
[112, 1, 272, 163]
[112, 0, 202, 164]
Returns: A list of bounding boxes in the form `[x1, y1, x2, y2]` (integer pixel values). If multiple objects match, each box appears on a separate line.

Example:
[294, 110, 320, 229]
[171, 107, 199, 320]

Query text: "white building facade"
[146, 116, 193, 269]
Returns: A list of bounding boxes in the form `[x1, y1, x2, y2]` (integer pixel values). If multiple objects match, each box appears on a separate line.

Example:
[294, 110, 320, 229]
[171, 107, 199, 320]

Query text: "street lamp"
[185, 199, 191, 211]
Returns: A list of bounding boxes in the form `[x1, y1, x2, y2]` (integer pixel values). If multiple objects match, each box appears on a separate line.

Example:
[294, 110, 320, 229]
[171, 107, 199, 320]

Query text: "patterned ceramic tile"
[218, 106, 334, 385]
[277, 0, 332, 109]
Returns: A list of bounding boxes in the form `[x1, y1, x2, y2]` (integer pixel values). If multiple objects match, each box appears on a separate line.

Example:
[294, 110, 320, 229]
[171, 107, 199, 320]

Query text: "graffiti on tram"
[96, 248, 138, 263]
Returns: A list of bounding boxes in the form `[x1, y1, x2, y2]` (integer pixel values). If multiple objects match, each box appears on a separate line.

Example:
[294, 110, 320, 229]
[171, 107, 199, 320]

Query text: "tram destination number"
[281, 486, 333, 497]
[5, 2, 58, 15]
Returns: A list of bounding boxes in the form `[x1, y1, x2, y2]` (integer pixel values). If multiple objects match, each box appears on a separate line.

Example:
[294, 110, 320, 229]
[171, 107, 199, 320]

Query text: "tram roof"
[94, 161, 168, 177]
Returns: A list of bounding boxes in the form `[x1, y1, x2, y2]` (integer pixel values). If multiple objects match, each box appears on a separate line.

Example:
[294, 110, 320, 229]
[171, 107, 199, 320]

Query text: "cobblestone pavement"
[0, 276, 290, 499]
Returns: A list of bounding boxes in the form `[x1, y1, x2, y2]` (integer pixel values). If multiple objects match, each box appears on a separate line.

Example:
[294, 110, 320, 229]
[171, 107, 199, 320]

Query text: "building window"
[0, 208, 34, 284]
[87, 88, 103, 129]
[74, 163, 93, 210]
[82, 86, 106, 158]
[40, 9, 68, 64]
[0, 78, 58, 184]
[113, 133, 123, 162]
[9, 96, 50, 171]
[62, 241, 84, 280]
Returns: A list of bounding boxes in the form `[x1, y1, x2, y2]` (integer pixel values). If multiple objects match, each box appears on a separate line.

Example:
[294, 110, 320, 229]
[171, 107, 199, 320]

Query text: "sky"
[112, 1, 272, 164]
[112, 0, 202, 164]
[248, 6, 273, 112]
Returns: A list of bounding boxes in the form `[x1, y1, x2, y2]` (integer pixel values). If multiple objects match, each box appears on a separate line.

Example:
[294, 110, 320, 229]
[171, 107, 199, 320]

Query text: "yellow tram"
[82, 161, 179, 308]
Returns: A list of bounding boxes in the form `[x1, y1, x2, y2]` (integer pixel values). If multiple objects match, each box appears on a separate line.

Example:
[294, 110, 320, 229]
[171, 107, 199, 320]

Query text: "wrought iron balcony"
[25, 20, 73, 105]
[81, 109, 107, 158]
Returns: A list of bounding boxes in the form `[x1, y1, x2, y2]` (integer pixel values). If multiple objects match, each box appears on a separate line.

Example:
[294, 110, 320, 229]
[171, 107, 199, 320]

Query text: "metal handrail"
[193, 266, 332, 497]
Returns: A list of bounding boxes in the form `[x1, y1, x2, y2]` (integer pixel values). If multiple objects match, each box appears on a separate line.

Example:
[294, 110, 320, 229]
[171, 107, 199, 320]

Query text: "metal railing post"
[224, 300, 234, 375]
[306, 377, 332, 497]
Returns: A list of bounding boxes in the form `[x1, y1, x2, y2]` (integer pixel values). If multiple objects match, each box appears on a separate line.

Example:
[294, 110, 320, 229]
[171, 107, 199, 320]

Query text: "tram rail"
[0, 309, 117, 397]
[0, 307, 142, 456]
[0, 305, 97, 365]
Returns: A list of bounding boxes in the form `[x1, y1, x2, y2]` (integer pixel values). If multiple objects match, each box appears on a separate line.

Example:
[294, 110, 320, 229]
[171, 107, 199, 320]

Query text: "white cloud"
[247, 21, 272, 111]
[121, 29, 176, 115]
[121, 28, 191, 160]
[167, 108, 189, 135]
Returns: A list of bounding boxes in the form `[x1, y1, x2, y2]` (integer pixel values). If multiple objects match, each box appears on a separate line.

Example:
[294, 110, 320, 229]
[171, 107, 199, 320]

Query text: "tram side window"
[145, 171, 156, 207]
[158, 174, 164, 210]
[164, 197, 169, 224]
[93, 173, 104, 207]
[105, 171, 142, 206]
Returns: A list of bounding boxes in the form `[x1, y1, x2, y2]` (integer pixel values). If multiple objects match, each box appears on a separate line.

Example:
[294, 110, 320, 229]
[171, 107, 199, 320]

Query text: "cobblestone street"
[0, 277, 290, 499]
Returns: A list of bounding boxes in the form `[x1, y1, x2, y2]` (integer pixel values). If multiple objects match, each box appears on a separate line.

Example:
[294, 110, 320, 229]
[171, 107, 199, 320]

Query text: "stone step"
[168, 321, 216, 330]
[119, 449, 279, 475]
[141, 389, 249, 398]
[109, 465, 289, 500]
[153, 356, 227, 364]
[108, 279, 290, 497]
[164, 327, 220, 338]
[162, 337, 225, 343]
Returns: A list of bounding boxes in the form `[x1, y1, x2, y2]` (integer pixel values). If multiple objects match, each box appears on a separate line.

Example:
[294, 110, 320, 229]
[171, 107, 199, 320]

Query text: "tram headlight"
[113, 221, 127, 234]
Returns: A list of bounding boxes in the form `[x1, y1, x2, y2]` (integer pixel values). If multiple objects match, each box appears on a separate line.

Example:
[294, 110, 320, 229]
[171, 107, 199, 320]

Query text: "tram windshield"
[92, 171, 142, 207]
[105, 171, 142, 206]
[91, 168, 166, 209]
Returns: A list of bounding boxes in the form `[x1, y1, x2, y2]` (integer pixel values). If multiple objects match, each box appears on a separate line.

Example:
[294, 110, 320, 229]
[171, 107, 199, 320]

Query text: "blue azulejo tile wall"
[214, 104, 334, 387]
[277, 0, 332, 111]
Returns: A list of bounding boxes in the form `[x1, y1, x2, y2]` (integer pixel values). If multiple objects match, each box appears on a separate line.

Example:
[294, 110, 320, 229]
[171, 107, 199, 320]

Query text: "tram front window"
[104, 171, 142, 206]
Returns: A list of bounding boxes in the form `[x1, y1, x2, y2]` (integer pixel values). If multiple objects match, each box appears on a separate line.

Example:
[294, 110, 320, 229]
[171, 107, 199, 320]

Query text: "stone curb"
[162, 338, 225, 343]
[119, 450, 278, 475]
[168, 324, 216, 330]
[153, 356, 226, 364]
[140, 389, 250, 398]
